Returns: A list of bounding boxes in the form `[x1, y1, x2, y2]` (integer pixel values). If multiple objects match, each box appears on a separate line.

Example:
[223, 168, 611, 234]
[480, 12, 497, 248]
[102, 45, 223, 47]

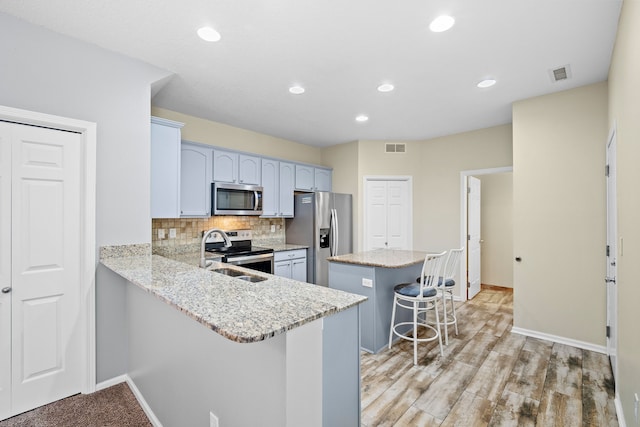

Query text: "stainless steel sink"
[210, 267, 268, 283]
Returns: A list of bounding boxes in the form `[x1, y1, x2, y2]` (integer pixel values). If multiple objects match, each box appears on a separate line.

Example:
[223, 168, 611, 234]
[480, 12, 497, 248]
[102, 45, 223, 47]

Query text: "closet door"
[364, 179, 411, 251]
[3, 123, 84, 418]
[0, 123, 11, 420]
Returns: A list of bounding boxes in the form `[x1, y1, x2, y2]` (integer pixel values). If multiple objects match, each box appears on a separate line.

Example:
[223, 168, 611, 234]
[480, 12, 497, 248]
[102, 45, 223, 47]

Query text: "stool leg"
[441, 290, 449, 345]
[413, 301, 419, 365]
[434, 297, 444, 357]
[449, 290, 458, 335]
[388, 295, 398, 349]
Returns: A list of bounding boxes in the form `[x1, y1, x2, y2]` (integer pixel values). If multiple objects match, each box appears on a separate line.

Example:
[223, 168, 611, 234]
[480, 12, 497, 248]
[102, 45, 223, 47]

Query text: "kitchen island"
[327, 249, 430, 354]
[100, 244, 365, 427]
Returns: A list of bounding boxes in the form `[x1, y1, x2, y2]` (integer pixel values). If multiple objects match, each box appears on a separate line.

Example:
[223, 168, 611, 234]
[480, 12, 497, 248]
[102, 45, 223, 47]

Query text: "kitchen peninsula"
[100, 244, 366, 427]
[327, 249, 431, 354]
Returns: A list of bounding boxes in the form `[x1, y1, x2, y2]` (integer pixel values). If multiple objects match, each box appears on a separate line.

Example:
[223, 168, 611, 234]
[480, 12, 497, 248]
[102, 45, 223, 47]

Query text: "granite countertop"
[327, 249, 432, 268]
[100, 245, 365, 344]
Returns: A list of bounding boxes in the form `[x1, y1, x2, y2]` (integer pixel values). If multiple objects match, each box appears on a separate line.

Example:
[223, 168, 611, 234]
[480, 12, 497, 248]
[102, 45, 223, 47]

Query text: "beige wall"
[479, 172, 513, 288]
[151, 107, 322, 165]
[512, 82, 607, 346]
[608, 0, 640, 422]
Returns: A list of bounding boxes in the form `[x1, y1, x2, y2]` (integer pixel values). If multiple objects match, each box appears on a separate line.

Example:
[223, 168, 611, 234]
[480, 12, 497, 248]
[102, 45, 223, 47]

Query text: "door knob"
[1, 287, 11, 293]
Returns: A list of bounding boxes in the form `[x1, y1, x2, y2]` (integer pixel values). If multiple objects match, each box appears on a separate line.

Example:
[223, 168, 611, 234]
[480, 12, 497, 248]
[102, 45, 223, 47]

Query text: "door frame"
[460, 166, 512, 301]
[363, 176, 413, 251]
[605, 124, 618, 386]
[0, 105, 97, 395]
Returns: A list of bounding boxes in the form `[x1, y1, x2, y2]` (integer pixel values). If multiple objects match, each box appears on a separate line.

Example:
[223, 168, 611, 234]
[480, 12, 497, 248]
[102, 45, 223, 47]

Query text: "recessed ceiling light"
[377, 83, 395, 93]
[289, 85, 305, 95]
[197, 26, 221, 42]
[355, 115, 369, 123]
[477, 79, 497, 88]
[429, 15, 455, 32]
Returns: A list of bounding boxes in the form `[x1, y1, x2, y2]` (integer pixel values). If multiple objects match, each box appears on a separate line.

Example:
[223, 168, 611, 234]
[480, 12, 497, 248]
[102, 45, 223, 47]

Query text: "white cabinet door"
[274, 260, 292, 278]
[213, 149, 238, 183]
[295, 165, 314, 191]
[279, 162, 295, 217]
[238, 154, 261, 185]
[3, 123, 84, 417]
[261, 159, 279, 217]
[151, 117, 183, 218]
[180, 143, 212, 217]
[291, 258, 307, 282]
[314, 168, 332, 192]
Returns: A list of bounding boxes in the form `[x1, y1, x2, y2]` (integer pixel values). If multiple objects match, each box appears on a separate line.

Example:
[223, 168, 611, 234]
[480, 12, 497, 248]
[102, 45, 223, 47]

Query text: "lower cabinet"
[274, 249, 307, 282]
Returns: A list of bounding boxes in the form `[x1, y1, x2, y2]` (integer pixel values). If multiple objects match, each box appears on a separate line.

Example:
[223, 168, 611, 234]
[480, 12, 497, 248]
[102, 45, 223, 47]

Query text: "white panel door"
[467, 176, 481, 299]
[10, 124, 83, 415]
[365, 180, 389, 250]
[0, 123, 12, 420]
[606, 129, 618, 383]
[386, 180, 409, 249]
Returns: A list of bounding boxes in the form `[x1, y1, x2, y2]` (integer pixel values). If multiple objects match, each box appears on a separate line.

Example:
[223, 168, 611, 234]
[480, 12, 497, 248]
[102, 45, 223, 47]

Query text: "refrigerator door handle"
[330, 208, 339, 256]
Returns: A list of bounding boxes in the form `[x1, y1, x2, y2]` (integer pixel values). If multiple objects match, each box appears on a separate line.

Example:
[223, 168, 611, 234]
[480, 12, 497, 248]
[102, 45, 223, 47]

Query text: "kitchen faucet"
[200, 228, 232, 268]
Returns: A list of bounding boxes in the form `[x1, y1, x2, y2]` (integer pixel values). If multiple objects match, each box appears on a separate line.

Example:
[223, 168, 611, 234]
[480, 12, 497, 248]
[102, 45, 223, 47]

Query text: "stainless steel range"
[205, 229, 274, 274]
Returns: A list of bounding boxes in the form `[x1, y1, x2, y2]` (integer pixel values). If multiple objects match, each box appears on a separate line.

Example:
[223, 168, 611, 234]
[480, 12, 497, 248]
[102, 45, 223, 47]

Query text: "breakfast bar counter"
[100, 244, 365, 427]
[328, 249, 430, 354]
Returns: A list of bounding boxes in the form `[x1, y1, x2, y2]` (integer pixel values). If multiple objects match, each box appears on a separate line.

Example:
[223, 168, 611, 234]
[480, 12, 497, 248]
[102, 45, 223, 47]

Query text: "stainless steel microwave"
[211, 182, 263, 215]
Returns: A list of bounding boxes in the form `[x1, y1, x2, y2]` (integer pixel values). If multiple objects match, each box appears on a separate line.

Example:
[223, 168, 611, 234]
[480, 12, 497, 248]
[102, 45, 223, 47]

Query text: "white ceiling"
[0, 0, 622, 147]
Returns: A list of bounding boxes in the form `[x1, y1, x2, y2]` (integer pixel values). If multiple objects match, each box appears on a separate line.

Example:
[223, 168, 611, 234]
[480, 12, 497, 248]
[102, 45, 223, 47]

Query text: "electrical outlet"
[157, 229, 165, 239]
[210, 411, 219, 427]
[169, 228, 177, 239]
[362, 278, 373, 288]
[271, 225, 276, 233]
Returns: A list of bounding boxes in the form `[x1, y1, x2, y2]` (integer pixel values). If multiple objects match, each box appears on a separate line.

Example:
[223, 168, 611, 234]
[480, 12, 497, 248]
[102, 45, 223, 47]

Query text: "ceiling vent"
[385, 143, 406, 153]
[549, 64, 572, 83]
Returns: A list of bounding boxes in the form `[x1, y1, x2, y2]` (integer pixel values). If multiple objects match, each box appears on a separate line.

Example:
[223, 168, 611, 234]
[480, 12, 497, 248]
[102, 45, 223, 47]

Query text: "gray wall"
[0, 12, 172, 382]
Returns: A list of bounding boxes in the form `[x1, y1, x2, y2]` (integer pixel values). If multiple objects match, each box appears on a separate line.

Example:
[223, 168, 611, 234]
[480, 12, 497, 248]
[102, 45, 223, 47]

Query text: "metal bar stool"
[388, 251, 446, 365]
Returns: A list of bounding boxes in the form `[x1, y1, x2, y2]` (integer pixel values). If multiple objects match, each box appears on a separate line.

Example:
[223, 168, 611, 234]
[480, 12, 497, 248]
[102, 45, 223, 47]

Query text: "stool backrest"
[419, 251, 446, 295]
[443, 248, 464, 280]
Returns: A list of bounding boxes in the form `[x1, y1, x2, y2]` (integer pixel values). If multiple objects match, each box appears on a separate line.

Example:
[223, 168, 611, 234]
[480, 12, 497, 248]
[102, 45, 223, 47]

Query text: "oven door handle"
[225, 253, 274, 264]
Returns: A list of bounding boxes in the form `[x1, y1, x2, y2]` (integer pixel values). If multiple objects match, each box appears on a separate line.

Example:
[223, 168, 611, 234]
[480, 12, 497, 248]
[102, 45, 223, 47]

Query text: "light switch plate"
[158, 229, 165, 239]
[169, 228, 177, 239]
[362, 278, 373, 288]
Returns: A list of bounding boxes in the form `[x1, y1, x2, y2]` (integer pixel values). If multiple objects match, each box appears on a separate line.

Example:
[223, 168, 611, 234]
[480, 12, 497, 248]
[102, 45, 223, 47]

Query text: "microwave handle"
[254, 191, 259, 211]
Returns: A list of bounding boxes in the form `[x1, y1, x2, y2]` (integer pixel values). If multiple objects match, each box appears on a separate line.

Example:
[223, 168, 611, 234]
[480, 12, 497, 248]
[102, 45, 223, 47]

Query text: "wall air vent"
[385, 143, 406, 153]
[549, 64, 572, 83]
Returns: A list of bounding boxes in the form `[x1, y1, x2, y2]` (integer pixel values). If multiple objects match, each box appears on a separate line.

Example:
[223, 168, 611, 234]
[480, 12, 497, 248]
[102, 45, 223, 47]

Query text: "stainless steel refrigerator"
[285, 192, 353, 286]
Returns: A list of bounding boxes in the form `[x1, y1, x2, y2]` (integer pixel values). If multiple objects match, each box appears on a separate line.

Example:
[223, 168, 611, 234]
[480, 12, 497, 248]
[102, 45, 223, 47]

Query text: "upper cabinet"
[151, 117, 184, 218]
[295, 165, 332, 192]
[213, 150, 261, 185]
[238, 154, 261, 185]
[261, 160, 294, 217]
[180, 142, 212, 217]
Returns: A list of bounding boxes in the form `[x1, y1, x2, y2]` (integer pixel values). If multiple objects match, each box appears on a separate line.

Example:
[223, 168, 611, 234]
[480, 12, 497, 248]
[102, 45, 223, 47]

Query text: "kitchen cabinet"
[238, 154, 261, 185]
[213, 149, 261, 184]
[180, 142, 212, 217]
[151, 116, 184, 218]
[274, 249, 307, 282]
[261, 160, 294, 217]
[295, 164, 332, 192]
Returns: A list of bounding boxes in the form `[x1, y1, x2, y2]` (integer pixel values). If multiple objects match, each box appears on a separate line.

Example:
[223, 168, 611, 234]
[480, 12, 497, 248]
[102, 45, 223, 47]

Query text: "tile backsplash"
[152, 216, 286, 249]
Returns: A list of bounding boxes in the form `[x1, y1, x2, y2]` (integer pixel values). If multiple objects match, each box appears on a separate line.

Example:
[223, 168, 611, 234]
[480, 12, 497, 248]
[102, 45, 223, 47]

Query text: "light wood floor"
[361, 287, 618, 426]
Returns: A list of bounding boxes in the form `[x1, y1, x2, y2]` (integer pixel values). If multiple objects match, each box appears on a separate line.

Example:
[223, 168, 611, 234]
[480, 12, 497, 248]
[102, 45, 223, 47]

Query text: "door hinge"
[605, 164, 610, 177]
[467, 281, 471, 288]
[467, 234, 471, 241]
[606, 245, 610, 257]
[606, 325, 611, 338]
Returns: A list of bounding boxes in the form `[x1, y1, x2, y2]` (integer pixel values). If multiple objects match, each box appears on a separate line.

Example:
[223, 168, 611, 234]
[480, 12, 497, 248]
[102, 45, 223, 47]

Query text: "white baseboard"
[615, 393, 627, 427]
[510, 326, 607, 354]
[95, 375, 162, 427]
